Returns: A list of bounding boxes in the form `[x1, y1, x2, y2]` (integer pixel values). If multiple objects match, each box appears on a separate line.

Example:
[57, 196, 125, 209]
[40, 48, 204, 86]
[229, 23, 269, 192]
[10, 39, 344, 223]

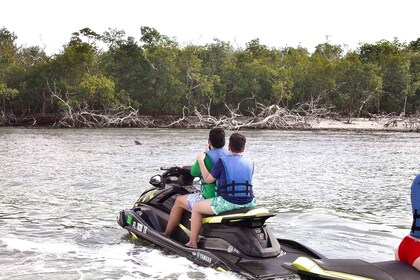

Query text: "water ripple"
[1, 128, 420, 279]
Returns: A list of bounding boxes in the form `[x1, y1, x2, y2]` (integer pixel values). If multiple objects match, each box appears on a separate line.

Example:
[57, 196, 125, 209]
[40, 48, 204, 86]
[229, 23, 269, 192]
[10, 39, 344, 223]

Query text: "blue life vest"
[205, 148, 228, 165]
[410, 174, 420, 238]
[217, 155, 254, 204]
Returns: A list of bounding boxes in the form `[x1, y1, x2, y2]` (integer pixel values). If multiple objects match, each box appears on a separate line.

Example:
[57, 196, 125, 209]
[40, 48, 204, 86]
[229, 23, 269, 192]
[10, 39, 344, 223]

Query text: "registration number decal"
[132, 221, 148, 234]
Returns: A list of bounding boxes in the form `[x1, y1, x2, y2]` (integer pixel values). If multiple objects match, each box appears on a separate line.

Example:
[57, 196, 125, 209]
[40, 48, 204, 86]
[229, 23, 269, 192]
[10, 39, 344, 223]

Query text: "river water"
[1, 128, 419, 280]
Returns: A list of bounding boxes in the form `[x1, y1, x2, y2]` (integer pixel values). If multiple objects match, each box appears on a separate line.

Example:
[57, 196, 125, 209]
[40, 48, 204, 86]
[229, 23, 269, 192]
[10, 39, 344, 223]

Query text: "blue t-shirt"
[210, 159, 227, 188]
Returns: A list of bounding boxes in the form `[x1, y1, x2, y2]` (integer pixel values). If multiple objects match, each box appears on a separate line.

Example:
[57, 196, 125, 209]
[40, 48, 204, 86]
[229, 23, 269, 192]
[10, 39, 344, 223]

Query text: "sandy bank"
[308, 117, 420, 132]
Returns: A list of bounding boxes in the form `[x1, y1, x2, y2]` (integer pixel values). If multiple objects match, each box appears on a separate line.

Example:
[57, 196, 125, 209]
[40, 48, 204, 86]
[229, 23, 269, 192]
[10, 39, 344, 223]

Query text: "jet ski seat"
[200, 207, 282, 258]
[202, 207, 275, 227]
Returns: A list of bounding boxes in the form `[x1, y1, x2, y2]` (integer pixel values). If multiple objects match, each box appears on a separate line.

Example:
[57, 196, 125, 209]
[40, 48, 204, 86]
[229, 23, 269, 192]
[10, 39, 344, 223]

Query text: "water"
[1, 128, 419, 279]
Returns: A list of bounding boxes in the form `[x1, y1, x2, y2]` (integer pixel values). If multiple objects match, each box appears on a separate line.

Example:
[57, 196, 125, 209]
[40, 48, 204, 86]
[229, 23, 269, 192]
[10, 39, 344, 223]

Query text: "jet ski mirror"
[149, 175, 165, 189]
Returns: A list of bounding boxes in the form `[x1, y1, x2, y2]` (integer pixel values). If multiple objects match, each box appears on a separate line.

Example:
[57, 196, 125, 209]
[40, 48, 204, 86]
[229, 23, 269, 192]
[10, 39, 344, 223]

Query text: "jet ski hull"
[118, 206, 325, 279]
[117, 166, 324, 279]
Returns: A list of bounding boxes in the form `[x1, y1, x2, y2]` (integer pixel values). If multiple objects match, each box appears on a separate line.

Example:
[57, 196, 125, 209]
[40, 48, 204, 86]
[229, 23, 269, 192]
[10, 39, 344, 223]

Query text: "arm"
[190, 156, 213, 177]
[197, 153, 216, 183]
[190, 159, 201, 177]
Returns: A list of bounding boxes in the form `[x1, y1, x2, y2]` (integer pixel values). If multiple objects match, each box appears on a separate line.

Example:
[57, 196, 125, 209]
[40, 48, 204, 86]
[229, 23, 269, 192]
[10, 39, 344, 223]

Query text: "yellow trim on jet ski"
[178, 223, 191, 236]
[130, 232, 138, 240]
[202, 208, 270, 224]
[140, 190, 156, 202]
[292, 257, 373, 280]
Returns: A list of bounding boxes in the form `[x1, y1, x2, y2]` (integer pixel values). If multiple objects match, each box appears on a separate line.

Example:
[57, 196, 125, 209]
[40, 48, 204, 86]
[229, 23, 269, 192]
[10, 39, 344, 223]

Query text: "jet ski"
[284, 174, 420, 280]
[284, 252, 420, 279]
[117, 166, 324, 279]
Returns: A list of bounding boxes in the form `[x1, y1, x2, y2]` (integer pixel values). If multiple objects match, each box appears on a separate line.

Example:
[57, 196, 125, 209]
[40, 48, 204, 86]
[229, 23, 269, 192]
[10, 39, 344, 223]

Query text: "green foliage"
[406, 40, 420, 114]
[359, 40, 412, 113]
[0, 28, 18, 68]
[1, 26, 419, 119]
[0, 82, 18, 96]
[0, 81, 19, 113]
[0, 28, 20, 113]
[101, 35, 146, 109]
[332, 52, 382, 117]
[314, 42, 343, 61]
[177, 44, 218, 111]
[77, 73, 117, 110]
[289, 46, 337, 109]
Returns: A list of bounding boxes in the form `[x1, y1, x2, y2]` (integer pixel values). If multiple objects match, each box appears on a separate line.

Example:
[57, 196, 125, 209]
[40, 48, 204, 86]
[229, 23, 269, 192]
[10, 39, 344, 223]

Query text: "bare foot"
[185, 241, 197, 248]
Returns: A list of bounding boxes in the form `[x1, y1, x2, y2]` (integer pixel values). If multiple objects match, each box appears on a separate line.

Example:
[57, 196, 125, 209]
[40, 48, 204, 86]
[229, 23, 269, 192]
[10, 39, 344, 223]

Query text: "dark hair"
[209, 127, 225, 148]
[229, 133, 246, 153]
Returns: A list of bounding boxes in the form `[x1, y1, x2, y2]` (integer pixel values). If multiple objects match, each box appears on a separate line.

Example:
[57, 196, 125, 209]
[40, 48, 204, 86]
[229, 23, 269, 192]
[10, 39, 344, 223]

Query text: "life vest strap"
[411, 209, 420, 233]
[218, 181, 253, 196]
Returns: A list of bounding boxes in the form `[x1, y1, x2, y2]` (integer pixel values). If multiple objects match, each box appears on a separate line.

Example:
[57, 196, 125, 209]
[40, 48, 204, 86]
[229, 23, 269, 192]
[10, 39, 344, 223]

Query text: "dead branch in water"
[26, 86, 420, 131]
[384, 116, 420, 130]
[162, 102, 313, 130]
[50, 107, 159, 128]
[48, 83, 154, 128]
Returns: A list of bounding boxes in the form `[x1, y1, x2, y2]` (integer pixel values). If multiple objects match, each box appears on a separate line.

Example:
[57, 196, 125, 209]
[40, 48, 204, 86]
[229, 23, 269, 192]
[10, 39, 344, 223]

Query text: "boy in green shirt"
[164, 128, 227, 237]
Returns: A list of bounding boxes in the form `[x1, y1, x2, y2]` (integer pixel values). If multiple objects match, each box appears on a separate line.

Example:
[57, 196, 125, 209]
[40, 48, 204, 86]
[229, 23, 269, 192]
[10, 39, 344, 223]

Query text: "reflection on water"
[0, 128, 419, 279]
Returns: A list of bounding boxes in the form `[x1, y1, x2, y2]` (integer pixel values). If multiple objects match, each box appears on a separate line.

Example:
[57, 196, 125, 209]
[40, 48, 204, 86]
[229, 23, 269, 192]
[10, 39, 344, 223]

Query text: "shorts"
[187, 193, 205, 211]
[397, 235, 420, 265]
[210, 196, 256, 215]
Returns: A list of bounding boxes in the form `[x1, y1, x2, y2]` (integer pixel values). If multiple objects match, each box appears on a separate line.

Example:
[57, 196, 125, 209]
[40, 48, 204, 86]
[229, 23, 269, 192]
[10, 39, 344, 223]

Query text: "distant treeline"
[0, 26, 419, 124]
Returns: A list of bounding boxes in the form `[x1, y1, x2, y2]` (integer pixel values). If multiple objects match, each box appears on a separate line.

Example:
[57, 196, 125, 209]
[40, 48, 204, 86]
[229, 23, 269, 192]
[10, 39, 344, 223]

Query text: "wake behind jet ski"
[117, 166, 324, 279]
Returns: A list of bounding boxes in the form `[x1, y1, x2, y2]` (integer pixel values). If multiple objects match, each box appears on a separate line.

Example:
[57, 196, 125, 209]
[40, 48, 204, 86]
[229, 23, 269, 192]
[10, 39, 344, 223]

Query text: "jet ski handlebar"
[149, 166, 194, 187]
[160, 166, 191, 172]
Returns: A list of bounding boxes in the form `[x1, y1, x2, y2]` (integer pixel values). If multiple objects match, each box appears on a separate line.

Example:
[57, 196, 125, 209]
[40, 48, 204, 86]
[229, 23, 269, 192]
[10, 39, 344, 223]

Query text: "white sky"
[2, 0, 419, 55]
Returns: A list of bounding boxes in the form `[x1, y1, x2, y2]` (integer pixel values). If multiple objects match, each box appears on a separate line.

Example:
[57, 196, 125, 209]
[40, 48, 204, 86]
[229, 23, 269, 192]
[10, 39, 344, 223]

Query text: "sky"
[1, 0, 419, 55]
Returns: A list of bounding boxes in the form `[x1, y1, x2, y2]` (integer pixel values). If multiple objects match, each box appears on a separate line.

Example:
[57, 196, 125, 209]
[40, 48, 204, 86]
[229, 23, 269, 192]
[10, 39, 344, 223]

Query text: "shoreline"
[0, 114, 419, 132]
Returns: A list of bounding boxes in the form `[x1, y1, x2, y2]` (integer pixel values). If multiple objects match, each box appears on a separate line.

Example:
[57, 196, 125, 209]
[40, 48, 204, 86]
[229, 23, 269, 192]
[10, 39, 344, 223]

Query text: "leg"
[413, 257, 420, 271]
[186, 199, 215, 248]
[164, 195, 189, 237]
[395, 242, 401, 260]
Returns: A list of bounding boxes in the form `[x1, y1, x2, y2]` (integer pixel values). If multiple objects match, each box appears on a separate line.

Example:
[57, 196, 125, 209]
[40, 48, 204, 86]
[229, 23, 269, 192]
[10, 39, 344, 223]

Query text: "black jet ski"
[284, 255, 420, 279]
[117, 166, 324, 279]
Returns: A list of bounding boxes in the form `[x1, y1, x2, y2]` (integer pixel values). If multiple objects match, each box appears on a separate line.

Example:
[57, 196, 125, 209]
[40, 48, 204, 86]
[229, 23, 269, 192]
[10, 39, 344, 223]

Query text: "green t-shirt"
[190, 154, 216, 199]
